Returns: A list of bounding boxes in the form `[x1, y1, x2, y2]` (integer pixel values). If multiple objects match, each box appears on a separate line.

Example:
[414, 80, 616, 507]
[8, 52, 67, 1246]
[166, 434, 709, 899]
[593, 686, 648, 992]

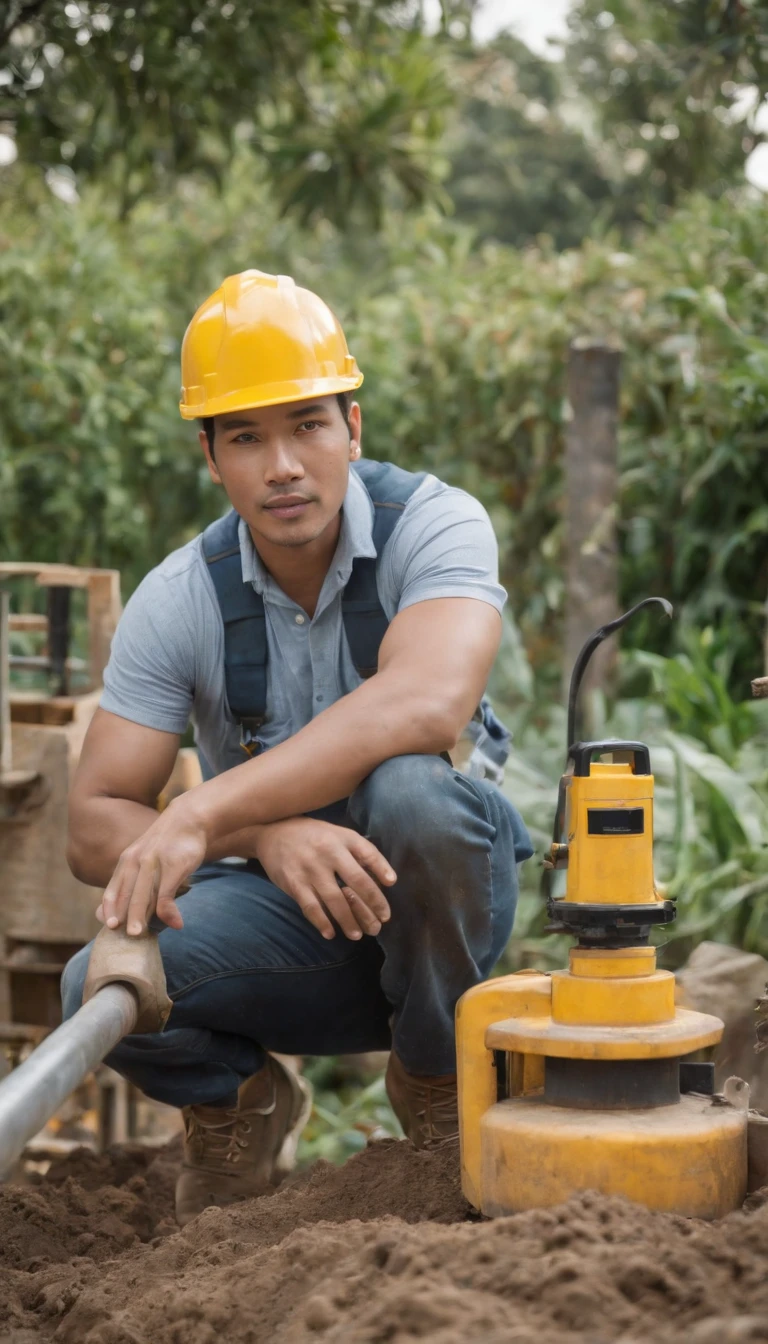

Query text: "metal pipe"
[0, 983, 137, 1176]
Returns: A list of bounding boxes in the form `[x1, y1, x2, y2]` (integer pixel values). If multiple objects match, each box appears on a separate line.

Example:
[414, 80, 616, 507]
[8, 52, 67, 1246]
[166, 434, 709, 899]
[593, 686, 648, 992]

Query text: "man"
[62, 269, 532, 1226]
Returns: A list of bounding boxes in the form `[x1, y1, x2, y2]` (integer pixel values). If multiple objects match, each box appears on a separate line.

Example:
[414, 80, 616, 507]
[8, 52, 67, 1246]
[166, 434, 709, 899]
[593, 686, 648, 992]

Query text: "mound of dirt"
[0, 1140, 181, 1272]
[1, 1137, 767, 1343]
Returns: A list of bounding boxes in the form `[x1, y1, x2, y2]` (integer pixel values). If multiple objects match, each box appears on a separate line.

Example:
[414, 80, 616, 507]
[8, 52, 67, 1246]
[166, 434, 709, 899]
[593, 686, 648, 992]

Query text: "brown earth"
[0, 1138, 767, 1343]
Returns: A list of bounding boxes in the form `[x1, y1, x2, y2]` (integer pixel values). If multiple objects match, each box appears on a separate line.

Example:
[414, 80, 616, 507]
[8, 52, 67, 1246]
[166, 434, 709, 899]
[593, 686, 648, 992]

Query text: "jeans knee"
[351, 754, 478, 853]
[61, 944, 91, 1020]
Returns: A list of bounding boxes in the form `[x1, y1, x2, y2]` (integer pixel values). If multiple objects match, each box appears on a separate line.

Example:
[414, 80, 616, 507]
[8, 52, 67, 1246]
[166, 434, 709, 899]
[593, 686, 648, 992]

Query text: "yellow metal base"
[478, 1093, 747, 1220]
[485, 1007, 724, 1060]
[457, 755, 747, 1221]
[457, 970, 747, 1219]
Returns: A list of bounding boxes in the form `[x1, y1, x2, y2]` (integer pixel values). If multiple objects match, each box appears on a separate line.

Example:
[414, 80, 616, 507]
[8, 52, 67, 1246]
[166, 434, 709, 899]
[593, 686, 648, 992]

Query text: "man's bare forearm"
[68, 673, 437, 888]
[175, 598, 499, 846]
[68, 796, 268, 888]
[178, 669, 453, 847]
[68, 797, 158, 888]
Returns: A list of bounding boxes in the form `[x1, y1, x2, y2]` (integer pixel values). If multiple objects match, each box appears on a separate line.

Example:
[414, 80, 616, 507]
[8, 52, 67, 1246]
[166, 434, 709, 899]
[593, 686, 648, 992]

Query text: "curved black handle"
[570, 740, 651, 777]
[566, 596, 673, 753]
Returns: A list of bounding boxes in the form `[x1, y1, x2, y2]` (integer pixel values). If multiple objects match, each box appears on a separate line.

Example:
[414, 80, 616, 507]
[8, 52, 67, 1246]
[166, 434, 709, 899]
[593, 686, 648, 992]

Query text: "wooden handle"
[82, 926, 172, 1033]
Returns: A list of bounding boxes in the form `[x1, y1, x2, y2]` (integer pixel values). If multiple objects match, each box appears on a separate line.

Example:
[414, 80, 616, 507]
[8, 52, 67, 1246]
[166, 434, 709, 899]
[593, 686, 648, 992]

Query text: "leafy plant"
[297, 1055, 401, 1167]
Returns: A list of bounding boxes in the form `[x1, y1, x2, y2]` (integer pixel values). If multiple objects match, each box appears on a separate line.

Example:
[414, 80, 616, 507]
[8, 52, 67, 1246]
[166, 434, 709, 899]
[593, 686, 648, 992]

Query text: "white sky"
[472, 0, 573, 56]
[422, 0, 572, 54]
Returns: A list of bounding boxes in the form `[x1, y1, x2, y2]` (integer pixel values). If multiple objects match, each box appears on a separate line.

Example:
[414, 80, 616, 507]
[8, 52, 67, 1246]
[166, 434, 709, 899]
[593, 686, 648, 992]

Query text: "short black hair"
[202, 392, 351, 457]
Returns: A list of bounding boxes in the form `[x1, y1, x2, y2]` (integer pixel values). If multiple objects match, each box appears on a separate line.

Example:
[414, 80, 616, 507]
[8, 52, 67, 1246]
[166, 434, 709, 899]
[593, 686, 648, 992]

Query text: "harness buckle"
[240, 718, 266, 758]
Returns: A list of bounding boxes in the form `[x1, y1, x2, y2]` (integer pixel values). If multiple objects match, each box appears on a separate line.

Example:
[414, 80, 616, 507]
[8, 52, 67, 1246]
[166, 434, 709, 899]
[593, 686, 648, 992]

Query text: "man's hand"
[98, 798, 208, 936]
[254, 817, 396, 941]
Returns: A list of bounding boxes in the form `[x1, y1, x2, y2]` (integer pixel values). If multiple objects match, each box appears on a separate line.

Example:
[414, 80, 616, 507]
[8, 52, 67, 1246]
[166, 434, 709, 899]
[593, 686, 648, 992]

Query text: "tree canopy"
[1, 0, 448, 221]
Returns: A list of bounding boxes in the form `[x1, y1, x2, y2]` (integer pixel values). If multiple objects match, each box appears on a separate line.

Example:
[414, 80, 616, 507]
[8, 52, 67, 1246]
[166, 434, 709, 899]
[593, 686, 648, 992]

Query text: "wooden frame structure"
[0, 562, 121, 1047]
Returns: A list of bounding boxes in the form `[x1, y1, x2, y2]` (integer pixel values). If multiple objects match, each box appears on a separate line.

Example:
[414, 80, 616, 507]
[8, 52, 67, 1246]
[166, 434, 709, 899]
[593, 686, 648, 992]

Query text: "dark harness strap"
[202, 510, 268, 736]
[202, 459, 426, 743]
[342, 459, 426, 677]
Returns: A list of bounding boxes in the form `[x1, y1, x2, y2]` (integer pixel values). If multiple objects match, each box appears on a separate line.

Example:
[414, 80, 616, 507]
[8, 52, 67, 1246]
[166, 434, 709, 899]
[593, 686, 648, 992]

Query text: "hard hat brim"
[180, 373, 364, 421]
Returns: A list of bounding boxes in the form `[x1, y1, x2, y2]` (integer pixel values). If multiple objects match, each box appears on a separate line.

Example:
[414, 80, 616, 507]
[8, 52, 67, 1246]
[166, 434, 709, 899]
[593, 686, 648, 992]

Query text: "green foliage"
[0, 184, 219, 580]
[630, 631, 756, 764]
[1, 1, 448, 222]
[1, 178, 767, 682]
[674, 0, 768, 102]
[351, 193, 768, 687]
[262, 33, 451, 229]
[442, 35, 611, 249]
[564, 0, 762, 229]
[440, 0, 764, 248]
[297, 1056, 401, 1166]
[4, 0, 762, 246]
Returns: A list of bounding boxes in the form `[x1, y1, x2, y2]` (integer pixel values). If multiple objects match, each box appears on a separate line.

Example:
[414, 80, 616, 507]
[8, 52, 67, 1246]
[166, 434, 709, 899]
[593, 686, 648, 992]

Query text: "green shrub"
[1, 176, 766, 685]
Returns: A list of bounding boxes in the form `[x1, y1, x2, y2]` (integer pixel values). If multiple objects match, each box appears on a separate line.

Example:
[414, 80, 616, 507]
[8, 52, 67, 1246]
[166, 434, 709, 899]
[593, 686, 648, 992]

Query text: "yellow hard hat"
[179, 269, 363, 420]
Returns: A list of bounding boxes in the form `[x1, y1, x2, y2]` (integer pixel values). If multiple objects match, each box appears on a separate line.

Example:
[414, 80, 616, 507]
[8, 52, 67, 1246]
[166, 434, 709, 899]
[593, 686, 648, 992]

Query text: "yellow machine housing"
[564, 759, 654, 906]
[457, 739, 748, 1220]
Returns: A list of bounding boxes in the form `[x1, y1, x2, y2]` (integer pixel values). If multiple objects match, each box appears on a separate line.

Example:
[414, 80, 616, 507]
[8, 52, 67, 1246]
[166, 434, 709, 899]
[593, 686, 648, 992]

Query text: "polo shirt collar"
[237, 468, 377, 603]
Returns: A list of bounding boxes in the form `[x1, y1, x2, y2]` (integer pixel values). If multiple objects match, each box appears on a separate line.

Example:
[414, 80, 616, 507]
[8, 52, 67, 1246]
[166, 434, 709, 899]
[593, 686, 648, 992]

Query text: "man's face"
[199, 395, 361, 549]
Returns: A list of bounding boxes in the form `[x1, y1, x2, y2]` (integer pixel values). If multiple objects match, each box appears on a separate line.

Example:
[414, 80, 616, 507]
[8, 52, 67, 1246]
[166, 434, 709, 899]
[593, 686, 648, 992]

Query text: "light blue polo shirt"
[100, 463, 506, 776]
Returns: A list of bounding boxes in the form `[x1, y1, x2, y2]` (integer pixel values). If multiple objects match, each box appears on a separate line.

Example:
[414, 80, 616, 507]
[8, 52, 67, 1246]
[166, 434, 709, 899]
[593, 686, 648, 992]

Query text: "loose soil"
[0, 1138, 767, 1343]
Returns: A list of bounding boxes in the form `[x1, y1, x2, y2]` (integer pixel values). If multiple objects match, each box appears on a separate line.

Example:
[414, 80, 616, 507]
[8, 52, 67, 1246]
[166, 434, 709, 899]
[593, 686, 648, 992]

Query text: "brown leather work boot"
[385, 1050, 458, 1148]
[175, 1056, 313, 1227]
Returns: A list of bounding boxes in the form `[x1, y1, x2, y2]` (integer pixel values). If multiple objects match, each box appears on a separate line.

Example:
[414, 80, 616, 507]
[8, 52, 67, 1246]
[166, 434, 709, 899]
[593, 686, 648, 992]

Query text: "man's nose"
[264, 437, 305, 485]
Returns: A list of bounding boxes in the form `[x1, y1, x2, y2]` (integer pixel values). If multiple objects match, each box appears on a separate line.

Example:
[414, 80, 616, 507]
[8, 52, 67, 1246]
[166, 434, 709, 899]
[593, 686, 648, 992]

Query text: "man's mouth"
[263, 496, 313, 520]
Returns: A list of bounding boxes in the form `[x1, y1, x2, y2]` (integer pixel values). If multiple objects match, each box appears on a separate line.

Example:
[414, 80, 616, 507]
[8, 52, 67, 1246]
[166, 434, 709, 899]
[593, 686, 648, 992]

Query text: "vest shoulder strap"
[202, 510, 267, 736]
[342, 461, 426, 677]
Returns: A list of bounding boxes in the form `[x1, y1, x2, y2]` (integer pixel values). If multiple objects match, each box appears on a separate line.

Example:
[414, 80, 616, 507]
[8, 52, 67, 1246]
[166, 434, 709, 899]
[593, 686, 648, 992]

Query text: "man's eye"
[297, 420, 322, 432]
[234, 433, 258, 443]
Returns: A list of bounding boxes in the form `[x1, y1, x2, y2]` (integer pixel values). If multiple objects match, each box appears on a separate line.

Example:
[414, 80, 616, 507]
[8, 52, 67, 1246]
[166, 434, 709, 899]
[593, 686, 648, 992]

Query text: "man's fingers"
[125, 859, 160, 937]
[294, 886, 335, 940]
[341, 888, 382, 936]
[314, 881, 366, 941]
[335, 857, 390, 924]
[153, 866, 191, 930]
[156, 889, 184, 930]
[351, 836, 397, 889]
[101, 855, 136, 929]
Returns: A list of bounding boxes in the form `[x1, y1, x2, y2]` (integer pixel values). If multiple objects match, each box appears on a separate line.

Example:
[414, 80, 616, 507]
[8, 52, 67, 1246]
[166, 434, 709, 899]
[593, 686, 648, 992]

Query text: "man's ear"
[348, 401, 362, 460]
[199, 428, 223, 484]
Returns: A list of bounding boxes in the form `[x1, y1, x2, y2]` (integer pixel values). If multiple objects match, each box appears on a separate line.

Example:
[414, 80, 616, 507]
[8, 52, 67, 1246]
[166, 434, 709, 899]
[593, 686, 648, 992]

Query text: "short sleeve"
[100, 570, 196, 734]
[382, 482, 507, 616]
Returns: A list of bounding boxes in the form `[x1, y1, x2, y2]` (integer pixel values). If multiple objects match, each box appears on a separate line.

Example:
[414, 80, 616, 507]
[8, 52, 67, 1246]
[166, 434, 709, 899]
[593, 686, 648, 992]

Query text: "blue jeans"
[62, 755, 532, 1108]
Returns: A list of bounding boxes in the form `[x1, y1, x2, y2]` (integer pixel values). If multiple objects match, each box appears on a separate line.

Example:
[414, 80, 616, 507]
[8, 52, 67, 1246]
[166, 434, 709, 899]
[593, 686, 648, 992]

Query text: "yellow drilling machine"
[457, 598, 748, 1220]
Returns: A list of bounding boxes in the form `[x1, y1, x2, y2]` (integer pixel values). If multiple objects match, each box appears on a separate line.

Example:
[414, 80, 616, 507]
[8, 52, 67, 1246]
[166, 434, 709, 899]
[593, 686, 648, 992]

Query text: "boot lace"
[185, 1074, 278, 1166]
[412, 1075, 459, 1145]
[185, 1106, 253, 1166]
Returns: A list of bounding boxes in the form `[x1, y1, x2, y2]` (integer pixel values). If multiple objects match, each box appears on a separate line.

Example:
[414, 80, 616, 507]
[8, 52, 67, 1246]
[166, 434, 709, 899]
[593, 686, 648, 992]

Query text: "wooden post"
[563, 339, 622, 721]
[86, 571, 121, 689]
[0, 588, 10, 777]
